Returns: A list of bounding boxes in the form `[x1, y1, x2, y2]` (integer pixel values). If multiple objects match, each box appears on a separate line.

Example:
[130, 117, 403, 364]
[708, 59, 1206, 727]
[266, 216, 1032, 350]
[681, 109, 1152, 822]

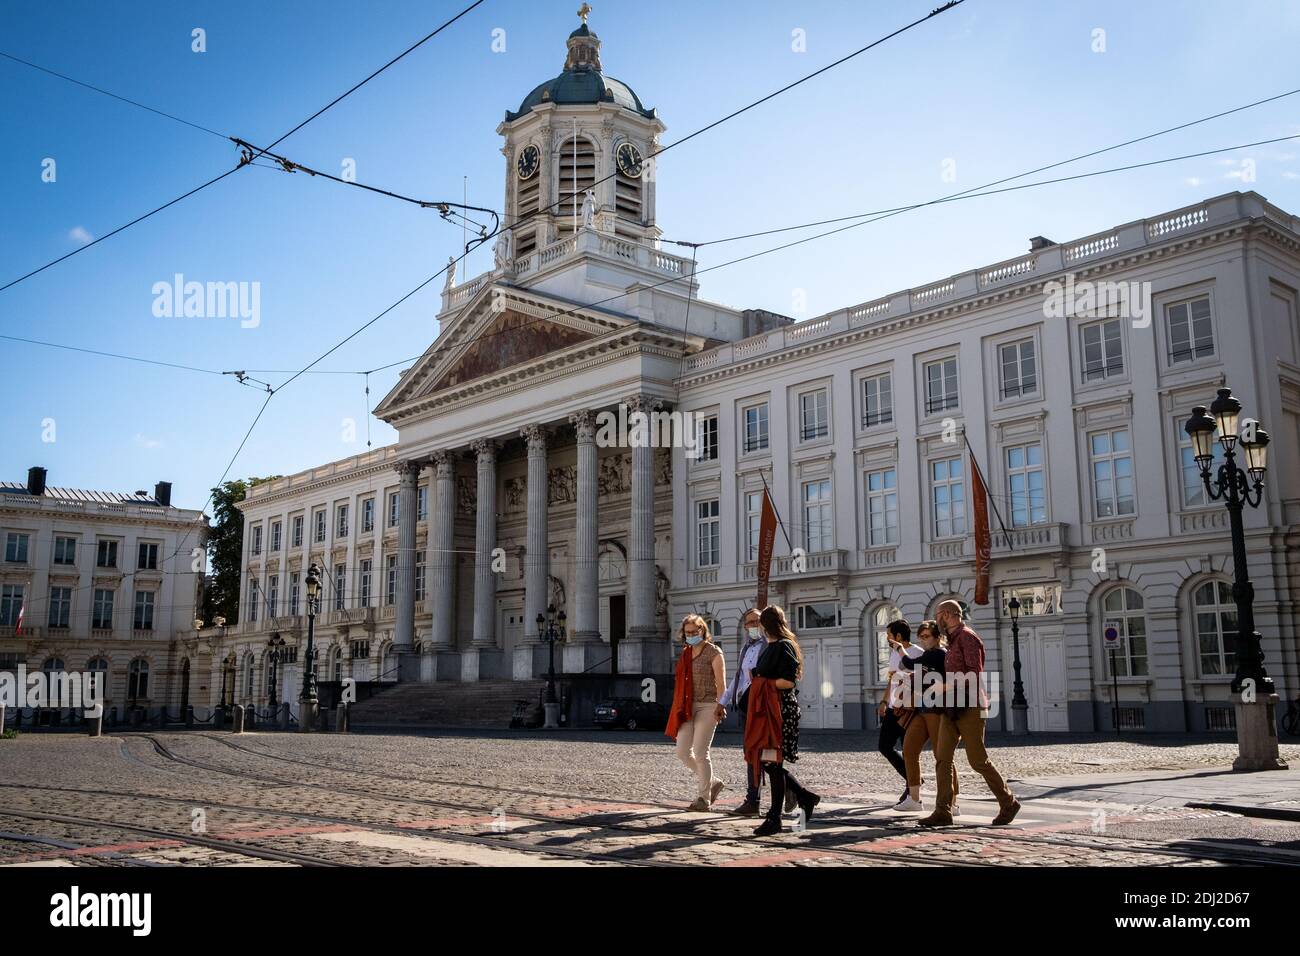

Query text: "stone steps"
[351, 680, 547, 729]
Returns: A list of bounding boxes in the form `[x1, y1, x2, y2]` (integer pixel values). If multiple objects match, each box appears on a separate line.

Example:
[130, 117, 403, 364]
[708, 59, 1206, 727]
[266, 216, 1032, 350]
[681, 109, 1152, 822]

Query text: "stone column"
[464, 438, 503, 681]
[519, 424, 550, 679]
[393, 460, 420, 678]
[426, 451, 458, 681]
[625, 394, 666, 673]
[566, 410, 605, 673]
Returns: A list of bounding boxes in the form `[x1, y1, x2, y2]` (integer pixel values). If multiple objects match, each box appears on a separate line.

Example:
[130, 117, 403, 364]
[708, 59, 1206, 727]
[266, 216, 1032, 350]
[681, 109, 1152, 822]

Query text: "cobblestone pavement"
[0, 730, 1296, 867]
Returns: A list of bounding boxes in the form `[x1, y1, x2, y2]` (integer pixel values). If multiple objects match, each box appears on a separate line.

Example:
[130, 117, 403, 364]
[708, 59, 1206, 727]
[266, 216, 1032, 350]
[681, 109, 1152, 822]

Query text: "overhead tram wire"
[0, 0, 488, 296]
[497, 0, 966, 238]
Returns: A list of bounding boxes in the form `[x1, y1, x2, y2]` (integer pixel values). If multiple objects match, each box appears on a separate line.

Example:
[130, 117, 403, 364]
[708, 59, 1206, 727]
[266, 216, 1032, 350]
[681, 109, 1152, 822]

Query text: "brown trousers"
[902, 712, 958, 798]
[934, 708, 1014, 813]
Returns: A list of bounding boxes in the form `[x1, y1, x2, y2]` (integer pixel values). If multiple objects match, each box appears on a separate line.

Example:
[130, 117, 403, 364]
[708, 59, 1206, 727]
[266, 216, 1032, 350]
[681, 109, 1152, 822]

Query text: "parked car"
[593, 698, 667, 731]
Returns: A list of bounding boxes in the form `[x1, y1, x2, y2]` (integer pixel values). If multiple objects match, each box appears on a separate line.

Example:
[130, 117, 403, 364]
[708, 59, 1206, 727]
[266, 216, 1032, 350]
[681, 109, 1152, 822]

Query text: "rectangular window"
[133, 590, 155, 631]
[696, 415, 719, 462]
[362, 499, 375, 533]
[799, 390, 829, 441]
[336, 504, 349, 538]
[267, 574, 280, 617]
[4, 532, 29, 563]
[1166, 295, 1215, 364]
[931, 458, 967, 538]
[1179, 433, 1225, 508]
[290, 572, 300, 617]
[53, 536, 77, 565]
[416, 553, 426, 602]
[271, 521, 281, 552]
[1090, 429, 1136, 518]
[1, 585, 25, 626]
[696, 499, 720, 567]
[796, 603, 841, 630]
[313, 509, 326, 544]
[999, 339, 1038, 399]
[388, 492, 400, 528]
[865, 468, 899, 546]
[92, 588, 114, 629]
[291, 516, 303, 548]
[359, 559, 372, 607]
[861, 372, 893, 427]
[386, 555, 398, 605]
[743, 403, 769, 453]
[48, 587, 71, 629]
[1080, 318, 1124, 382]
[137, 541, 159, 570]
[334, 564, 346, 611]
[1005, 442, 1047, 527]
[247, 579, 259, 623]
[924, 357, 959, 414]
[745, 491, 762, 562]
[417, 486, 428, 522]
[802, 479, 833, 552]
[96, 539, 118, 568]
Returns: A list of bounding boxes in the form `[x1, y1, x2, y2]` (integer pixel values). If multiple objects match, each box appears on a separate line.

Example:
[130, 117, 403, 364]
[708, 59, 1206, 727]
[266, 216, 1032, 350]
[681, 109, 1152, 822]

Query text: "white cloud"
[1283, 171, 1300, 180]
[68, 225, 94, 244]
[134, 433, 164, 449]
[1224, 168, 1250, 181]
[1184, 176, 1202, 186]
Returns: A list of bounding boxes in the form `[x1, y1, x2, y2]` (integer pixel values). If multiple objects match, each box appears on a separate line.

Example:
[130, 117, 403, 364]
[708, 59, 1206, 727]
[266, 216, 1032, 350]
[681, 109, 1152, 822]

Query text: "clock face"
[616, 142, 643, 178]
[516, 144, 540, 181]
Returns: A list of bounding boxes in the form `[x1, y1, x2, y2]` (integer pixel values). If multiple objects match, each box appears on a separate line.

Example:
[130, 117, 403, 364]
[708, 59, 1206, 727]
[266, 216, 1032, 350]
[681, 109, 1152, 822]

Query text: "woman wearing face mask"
[718, 608, 772, 815]
[746, 604, 821, 836]
[665, 613, 727, 810]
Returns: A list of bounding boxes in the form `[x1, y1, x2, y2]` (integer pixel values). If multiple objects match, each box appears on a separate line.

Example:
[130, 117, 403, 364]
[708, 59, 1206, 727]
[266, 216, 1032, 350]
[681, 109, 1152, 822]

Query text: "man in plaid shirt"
[918, 600, 1021, 828]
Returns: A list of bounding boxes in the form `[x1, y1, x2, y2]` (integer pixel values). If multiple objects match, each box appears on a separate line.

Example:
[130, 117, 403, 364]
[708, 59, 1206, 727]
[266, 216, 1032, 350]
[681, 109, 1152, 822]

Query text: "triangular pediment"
[374, 282, 646, 417]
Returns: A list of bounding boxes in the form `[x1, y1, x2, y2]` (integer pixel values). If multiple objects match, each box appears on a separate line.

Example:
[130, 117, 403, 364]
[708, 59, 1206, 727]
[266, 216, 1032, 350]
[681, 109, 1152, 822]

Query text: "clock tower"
[496, 8, 665, 261]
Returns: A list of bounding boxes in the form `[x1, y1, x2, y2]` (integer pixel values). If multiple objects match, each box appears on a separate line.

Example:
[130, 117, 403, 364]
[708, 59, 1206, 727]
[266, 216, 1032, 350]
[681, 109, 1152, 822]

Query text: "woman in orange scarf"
[665, 614, 727, 811]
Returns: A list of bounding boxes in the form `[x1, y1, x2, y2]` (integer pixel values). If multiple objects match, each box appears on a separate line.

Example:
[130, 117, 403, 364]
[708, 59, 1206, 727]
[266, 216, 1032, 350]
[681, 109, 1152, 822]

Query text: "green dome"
[505, 19, 654, 122]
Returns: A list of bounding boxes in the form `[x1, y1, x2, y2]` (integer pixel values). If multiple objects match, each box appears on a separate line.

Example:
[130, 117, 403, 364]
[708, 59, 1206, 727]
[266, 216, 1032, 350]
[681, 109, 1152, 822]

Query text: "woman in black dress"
[751, 604, 821, 836]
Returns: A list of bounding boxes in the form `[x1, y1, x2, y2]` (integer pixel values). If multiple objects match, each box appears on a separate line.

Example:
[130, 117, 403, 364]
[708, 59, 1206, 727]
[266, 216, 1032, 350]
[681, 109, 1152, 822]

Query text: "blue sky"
[2, 0, 1298, 512]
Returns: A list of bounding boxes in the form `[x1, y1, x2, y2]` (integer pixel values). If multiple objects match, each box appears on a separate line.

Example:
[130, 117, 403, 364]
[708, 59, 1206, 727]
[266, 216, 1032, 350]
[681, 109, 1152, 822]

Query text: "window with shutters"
[556, 136, 596, 235]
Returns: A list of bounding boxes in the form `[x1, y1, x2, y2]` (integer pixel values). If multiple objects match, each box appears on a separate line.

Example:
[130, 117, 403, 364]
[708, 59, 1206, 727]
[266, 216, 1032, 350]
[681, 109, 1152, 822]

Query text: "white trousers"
[675, 701, 721, 799]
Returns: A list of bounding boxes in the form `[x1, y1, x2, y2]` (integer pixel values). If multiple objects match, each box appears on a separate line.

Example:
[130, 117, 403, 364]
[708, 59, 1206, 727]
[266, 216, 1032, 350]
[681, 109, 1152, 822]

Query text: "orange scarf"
[664, 645, 694, 740]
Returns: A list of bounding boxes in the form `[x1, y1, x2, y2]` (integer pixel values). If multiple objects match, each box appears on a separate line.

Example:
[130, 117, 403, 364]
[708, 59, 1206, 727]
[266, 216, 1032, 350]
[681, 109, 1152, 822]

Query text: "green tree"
[202, 476, 278, 625]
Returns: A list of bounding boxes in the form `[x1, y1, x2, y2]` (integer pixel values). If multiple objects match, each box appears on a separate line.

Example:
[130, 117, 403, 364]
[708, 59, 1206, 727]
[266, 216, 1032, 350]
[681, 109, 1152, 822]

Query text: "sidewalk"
[1012, 765, 1300, 820]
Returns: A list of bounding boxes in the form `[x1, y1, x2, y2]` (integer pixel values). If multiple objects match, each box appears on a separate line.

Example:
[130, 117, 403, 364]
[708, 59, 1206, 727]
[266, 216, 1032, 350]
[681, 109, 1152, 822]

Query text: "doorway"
[797, 638, 844, 729]
[1006, 624, 1069, 731]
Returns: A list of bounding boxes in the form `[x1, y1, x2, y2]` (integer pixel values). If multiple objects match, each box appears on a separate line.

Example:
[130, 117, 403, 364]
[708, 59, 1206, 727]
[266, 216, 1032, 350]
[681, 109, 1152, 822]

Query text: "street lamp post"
[267, 633, 285, 710]
[1184, 388, 1286, 771]
[537, 604, 565, 729]
[298, 563, 321, 733]
[1008, 595, 1029, 735]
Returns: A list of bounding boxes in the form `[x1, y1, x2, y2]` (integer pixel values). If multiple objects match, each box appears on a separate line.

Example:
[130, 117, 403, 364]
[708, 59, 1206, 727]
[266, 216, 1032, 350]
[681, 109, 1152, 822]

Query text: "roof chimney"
[1029, 236, 1057, 251]
[154, 481, 173, 507]
[27, 466, 47, 496]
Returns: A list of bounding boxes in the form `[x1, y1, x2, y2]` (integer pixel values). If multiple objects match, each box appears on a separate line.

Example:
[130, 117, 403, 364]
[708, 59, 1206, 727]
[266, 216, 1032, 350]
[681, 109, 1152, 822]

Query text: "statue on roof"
[581, 189, 597, 230]
[493, 228, 514, 270]
[578, 3, 591, 25]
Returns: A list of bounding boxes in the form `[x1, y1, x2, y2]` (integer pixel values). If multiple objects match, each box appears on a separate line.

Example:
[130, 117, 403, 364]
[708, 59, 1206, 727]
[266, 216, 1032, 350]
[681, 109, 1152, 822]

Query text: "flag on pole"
[971, 450, 992, 605]
[755, 488, 778, 609]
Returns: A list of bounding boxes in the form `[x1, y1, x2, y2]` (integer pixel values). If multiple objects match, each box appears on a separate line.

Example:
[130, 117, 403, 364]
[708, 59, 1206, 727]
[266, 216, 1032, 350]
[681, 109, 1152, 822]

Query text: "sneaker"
[687, 797, 711, 812]
[731, 800, 761, 816]
[710, 780, 725, 805]
[892, 796, 924, 812]
[917, 811, 954, 828]
[797, 792, 821, 823]
[752, 816, 783, 837]
[991, 799, 1021, 826]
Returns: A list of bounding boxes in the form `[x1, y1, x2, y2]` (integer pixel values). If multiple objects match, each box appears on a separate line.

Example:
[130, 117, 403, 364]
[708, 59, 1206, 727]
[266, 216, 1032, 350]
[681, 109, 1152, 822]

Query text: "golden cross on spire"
[577, 3, 592, 25]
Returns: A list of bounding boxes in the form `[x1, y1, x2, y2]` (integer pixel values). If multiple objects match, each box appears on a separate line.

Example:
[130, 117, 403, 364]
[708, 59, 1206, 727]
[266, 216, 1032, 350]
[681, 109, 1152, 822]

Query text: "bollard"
[298, 699, 318, 733]
[317, 707, 329, 733]
[86, 711, 103, 738]
[231, 704, 245, 734]
[278, 702, 290, 731]
[335, 702, 349, 734]
[185, 705, 194, 729]
[0, 703, 6, 733]
[214, 706, 225, 730]
[246, 707, 256, 731]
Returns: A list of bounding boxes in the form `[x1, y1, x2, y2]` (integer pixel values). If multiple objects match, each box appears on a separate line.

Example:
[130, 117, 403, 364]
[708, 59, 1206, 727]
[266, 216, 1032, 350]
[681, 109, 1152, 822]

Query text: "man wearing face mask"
[718, 608, 792, 816]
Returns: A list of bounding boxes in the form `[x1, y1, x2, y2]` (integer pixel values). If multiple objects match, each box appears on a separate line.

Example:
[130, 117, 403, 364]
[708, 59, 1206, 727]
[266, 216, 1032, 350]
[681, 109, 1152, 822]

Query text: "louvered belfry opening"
[614, 158, 643, 235]
[556, 135, 596, 235]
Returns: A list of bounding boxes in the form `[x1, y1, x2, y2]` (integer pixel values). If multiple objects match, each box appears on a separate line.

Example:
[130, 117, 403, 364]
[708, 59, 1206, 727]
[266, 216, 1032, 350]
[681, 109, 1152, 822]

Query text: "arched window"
[86, 657, 109, 698]
[927, 596, 970, 622]
[865, 605, 902, 685]
[1101, 587, 1147, 676]
[1194, 580, 1236, 675]
[41, 657, 66, 673]
[128, 659, 149, 700]
[243, 655, 255, 700]
[598, 544, 627, 582]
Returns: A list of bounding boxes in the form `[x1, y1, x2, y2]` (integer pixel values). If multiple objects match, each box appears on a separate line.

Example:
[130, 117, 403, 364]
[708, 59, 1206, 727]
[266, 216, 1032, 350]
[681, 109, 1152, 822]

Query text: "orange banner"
[971, 452, 991, 605]
[755, 488, 778, 609]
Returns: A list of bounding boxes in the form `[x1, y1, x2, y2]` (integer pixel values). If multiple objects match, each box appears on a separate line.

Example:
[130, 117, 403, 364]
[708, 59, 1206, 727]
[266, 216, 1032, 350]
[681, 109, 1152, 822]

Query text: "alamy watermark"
[593, 403, 706, 459]
[1043, 273, 1151, 328]
[152, 274, 261, 328]
[1, 666, 103, 715]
